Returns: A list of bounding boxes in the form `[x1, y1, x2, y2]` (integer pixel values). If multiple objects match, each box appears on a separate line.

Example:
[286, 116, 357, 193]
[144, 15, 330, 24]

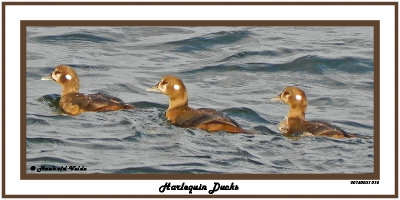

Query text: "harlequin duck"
[271, 86, 356, 138]
[147, 75, 253, 134]
[41, 65, 133, 115]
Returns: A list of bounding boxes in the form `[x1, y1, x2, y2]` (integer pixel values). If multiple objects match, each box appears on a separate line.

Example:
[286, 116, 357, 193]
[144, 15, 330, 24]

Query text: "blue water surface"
[26, 26, 374, 174]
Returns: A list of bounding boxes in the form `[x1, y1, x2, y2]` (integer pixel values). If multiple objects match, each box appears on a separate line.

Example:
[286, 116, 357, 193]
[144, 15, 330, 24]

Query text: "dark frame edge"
[394, 2, 399, 199]
[1, 194, 399, 198]
[1, 1, 399, 6]
[374, 21, 380, 180]
[1, 1, 6, 199]
[1, 1, 396, 198]
[19, 21, 27, 180]
[19, 19, 380, 182]
[20, 20, 378, 27]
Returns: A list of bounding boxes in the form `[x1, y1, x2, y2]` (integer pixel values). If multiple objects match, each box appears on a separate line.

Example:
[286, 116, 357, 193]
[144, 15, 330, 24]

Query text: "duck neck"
[168, 92, 189, 110]
[61, 85, 79, 96]
[287, 105, 306, 121]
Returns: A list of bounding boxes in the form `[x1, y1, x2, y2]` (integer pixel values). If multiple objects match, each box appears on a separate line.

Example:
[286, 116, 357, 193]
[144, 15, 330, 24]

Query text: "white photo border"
[2, 2, 397, 197]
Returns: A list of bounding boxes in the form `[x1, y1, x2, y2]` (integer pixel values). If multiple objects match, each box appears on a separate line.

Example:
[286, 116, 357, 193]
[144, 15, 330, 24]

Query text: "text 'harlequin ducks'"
[272, 86, 356, 138]
[147, 75, 253, 134]
[41, 65, 134, 115]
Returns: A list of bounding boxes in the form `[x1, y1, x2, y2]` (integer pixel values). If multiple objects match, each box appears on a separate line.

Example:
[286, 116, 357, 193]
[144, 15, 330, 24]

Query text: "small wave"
[113, 83, 138, 93]
[271, 55, 373, 74]
[26, 117, 50, 126]
[235, 147, 259, 159]
[219, 50, 280, 62]
[180, 155, 212, 159]
[323, 158, 345, 166]
[152, 144, 181, 152]
[222, 107, 271, 124]
[112, 166, 215, 174]
[69, 64, 111, 72]
[122, 134, 142, 142]
[27, 71, 44, 79]
[182, 55, 373, 74]
[219, 48, 303, 62]
[27, 52, 46, 61]
[38, 94, 61, 108]
[180, 64, 246, 74]
[27, 137, 66, 145]
[67, 141, 126, 150]
[331, 120, 373, 129]
[27, 113, 71, 120]
[309, 97, 333, 106]
[161, 162, 207, 167]
[253, 125, 281, 135]
[166, 30, 250, 52]
[66, 137, 122, 142]
[33, 33, 116, 44]
[221, 157, 265, 166]
[270, 136, 284, 142]
[27, 156, 70, 163]
[310, 145, 348, 152]
[309, 97, 350, 107]
[131, 101, 167, 109]
[271, 159, 294, 167]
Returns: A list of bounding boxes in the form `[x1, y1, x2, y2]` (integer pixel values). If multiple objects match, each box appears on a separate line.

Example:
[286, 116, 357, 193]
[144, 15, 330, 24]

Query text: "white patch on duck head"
[173, 84, 180, 90]
[296, 94, 302, 101]
[65, 74, 72, 80]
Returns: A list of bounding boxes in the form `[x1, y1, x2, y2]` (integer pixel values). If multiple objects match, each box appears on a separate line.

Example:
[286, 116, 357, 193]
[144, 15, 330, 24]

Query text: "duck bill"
[146, 85, 161, 92]
[270, 95, 284, 102]
[41, 74, 53, 81]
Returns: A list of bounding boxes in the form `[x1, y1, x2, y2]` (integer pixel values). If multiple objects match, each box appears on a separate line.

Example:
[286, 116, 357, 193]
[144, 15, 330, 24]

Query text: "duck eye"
[283, 91, 290, 96]
[54, 70, 61, 74]
[162, 81, 168, 85]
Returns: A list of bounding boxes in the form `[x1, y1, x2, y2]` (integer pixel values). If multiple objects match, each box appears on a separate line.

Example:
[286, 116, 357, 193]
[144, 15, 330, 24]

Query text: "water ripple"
[112, 167, 215, 174]
[27, 156, 70, 163]
[222, 107, 271, 124]
[34, 33, 116, 44]
[219, 50, 280, 62]
[182, 55, 373, 74]
[167, 30, 251, 52]
[37, 94, 61, 108]
[27, 137, 66, 145]
[26, 117, 50, 126]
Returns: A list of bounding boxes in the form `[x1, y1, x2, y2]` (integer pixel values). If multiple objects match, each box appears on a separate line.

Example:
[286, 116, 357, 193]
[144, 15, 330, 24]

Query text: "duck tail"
[239, 128, 259, 134]
[124, 104, 135, 109]
[345, 133, 357, 138]
[344, 131, 374, 139]
[346, 133, 373, 139]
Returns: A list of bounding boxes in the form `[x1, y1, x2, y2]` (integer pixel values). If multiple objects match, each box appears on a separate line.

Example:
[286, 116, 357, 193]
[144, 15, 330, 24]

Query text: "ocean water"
[26, 26, 374, 174]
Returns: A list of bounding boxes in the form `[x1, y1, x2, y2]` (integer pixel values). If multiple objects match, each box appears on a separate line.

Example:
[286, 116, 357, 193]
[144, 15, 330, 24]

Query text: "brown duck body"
[148, 75, 250, 134]
[166, 105, 245, 133]
[274, 86, 356, 139]
[42, 65, 133, 115]
[59, 92, 133, 116]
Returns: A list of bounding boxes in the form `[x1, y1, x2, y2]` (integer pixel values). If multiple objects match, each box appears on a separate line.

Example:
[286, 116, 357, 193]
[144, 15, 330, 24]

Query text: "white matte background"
[2, 3, 396, 196]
